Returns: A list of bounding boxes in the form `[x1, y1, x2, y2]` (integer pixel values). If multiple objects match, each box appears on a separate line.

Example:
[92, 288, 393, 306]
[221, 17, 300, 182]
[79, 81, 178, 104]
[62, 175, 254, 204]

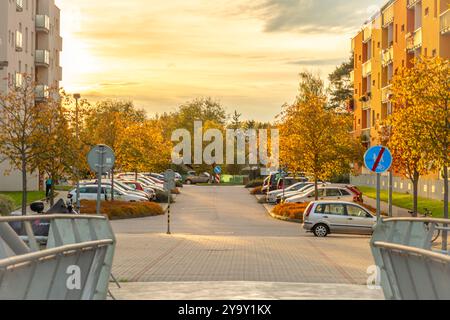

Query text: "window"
[347, 205, 369, 218]
[308, 189, 325, 198]
[79, 187, 88, 194]
[401, 25, 405, 32]
[425, 7, 429, 16]
[86, 187, 98, 194]
[340, 189, 351, 196]
[434, 0, 437, 18]
[323, 204, 346, 216]
[326, 189, 341, 197]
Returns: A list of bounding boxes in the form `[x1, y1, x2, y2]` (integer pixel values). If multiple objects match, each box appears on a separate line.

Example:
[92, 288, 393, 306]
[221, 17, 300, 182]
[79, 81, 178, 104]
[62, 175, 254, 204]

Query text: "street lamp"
[74, 93, 81, 211]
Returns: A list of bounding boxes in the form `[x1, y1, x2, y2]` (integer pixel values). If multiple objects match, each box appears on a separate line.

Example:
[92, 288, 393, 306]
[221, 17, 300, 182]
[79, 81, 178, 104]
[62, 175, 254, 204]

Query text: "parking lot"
[111, 186, 383, 299]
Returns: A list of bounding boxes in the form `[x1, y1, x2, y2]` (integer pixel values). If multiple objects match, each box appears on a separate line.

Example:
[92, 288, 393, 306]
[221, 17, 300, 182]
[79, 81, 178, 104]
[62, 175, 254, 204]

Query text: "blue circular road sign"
[364, 146, 393, 174]
[214, 166, 222, 175]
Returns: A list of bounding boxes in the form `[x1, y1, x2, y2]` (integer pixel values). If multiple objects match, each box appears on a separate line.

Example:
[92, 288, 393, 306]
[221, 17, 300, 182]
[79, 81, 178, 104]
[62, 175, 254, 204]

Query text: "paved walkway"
[110, 186, 383, 299]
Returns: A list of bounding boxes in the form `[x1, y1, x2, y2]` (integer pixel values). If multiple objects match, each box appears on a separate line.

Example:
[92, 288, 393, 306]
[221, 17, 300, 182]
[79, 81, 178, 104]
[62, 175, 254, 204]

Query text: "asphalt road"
[110, 186, 382, 299]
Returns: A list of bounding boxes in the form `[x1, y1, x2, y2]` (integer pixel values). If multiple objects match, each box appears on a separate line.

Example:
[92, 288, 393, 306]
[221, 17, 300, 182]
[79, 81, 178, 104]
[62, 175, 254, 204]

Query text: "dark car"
[184, 172, 211, 185]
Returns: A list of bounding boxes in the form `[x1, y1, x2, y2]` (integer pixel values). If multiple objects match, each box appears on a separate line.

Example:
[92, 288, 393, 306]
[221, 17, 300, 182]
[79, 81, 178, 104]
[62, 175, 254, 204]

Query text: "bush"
[176, 181, 183, 188]
[250, 186, 263, 195]
[0, 195, 15, 216]
[272, 203, 309, 221]
[246, 179, 264, 188]
[80, 200, 164, 220]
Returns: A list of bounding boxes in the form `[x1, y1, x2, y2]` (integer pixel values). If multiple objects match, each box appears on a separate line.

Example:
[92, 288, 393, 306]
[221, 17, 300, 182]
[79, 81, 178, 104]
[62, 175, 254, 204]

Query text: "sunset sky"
[56, 0, 384, 121]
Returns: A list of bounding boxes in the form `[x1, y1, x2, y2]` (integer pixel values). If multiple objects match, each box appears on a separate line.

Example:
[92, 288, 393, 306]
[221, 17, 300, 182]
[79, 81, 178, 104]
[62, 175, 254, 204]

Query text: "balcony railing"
[381, 85, 392, 103]
[349, 70, 354, 83]
[16, 0, 23, 12]
[441, 10, 450, 35]
[407, 0, 421, 9]
[35, 50, 50, 67]
[15, 31, 23, 52]
[35, 85, 49, 102]
[363, 25, 372, 43]
[406, 28, 422, 52]
[36, 15, 50, 33]
[381, 46, 394, 66]
[382, 4, 394, 27]
[361, 128, 371, 144]
[361, 98, 371, 111]
[362, 60, 372, 78]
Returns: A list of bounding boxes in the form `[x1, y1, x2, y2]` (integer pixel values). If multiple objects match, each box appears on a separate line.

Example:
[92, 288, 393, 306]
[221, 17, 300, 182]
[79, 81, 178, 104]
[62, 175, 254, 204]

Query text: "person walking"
[45, 177, 53, 201]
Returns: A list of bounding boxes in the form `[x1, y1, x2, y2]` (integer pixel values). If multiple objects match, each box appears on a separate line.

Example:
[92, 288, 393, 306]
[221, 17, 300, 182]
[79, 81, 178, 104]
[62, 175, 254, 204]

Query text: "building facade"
[0, 0, 62, 191]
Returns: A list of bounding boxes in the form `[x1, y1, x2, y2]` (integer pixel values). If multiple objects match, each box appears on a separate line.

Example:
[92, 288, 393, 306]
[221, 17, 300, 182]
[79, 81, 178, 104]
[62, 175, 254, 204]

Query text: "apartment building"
[351, 0, 449, 150]
[0, 0, 62, 191]
[350, 0, 450, 198]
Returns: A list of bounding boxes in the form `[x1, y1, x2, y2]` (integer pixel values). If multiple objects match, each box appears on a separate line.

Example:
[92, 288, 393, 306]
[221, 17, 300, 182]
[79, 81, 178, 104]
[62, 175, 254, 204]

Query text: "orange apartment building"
[350, 0, 450, 199]
[351, 0, 449, 149]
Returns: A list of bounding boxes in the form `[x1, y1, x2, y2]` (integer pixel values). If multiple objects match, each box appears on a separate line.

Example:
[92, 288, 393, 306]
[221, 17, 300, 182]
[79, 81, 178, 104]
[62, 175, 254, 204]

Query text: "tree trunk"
[111, 167, 115, 201]
[21, 156, 27, 216]
[412, 171, 419, 218]
[443, 165, 448, 251]
[314, 177, 319, 201]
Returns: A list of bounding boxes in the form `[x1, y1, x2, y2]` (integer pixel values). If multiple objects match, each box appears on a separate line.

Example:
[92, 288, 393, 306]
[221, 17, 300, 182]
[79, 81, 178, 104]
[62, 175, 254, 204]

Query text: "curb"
[256, 197, 303, 224]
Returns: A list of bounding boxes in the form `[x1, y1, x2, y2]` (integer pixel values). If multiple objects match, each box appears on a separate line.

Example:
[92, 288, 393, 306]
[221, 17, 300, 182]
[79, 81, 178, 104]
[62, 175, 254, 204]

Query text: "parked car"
[69, 184, 148, 203]
[81, 179, 152, 201]
[267, 182, 314, 204]
[184, 172, 211, 185]
[261, 173, 279, 193]
[276, 177, 308, 190]
[276, 183, 316, 203]
[303, 201, 377, 237]
[284, 186, 357, 204]
[120, 181, 156, 200]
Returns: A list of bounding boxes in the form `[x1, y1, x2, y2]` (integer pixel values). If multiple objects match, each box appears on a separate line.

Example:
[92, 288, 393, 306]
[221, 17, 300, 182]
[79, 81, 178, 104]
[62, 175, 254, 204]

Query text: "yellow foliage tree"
[279, 72, 363, 199]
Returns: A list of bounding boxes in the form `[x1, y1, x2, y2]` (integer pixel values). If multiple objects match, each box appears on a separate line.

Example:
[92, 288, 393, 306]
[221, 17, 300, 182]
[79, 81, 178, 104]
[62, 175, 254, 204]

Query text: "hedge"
[0, 195, 15, 216]
[80, 200, 164, 220]
[272, 203, 309, 221]
[245, 179, 265, 188]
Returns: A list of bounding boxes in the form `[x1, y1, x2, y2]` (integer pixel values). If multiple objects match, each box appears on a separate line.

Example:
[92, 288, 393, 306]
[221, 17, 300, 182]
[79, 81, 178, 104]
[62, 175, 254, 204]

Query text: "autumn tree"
[390, 57, 449, 248]
[0, 75, 48, 215]
[279, 72, 363, 199]
[32, 91, 79, 206]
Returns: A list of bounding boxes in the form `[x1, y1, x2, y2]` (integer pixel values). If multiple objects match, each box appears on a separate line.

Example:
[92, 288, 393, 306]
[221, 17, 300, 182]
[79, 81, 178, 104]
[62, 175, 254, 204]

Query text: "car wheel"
[185, 180, 192, 185]
[313, 224, 329, 237]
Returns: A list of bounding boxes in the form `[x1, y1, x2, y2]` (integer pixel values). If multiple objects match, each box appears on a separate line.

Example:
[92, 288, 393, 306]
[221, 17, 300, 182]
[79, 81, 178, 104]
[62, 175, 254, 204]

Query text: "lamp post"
[74, 93, 81, 211]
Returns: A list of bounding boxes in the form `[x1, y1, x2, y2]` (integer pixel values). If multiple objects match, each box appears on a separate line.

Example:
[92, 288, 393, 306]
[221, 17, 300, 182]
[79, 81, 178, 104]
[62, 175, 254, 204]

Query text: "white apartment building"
[0, 0, 62, 191]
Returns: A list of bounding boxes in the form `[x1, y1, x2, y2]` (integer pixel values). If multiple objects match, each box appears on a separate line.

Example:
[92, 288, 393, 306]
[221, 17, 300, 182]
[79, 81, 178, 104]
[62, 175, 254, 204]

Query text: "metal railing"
[406, 28, 422, 52]
[36, 15, 50, 33]
[362, 60, 372, 78]
[35, 50, 50, 67]
[371, 218, 450, 300]
[441, 10, 450, 35]
[0, 214, 116, 300]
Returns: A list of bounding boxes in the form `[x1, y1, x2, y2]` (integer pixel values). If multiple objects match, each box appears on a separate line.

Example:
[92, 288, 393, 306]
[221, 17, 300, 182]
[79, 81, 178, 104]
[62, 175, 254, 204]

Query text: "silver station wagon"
[303, 201, 377, 237]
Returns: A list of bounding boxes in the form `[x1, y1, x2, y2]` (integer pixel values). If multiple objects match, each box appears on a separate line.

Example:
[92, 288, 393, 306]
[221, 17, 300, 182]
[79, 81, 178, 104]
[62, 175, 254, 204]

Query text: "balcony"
[441, 10, 450, 35]
[16, 0, 23, 12]
[349, 70, 354, 83]
[363, 25, 372, 43]
[15, 73, 23, 88]
[382, 4, 394, 27]
[381, 46, 394, 66]
[361, 128, 371, 144]
[362, 60, 372, 78]
[36, 15, 50, 33]
[15, 31, 23, 52]
[381, 85, 392, 103]
[35, 50, 50, 67]
[361, 98, 371, 111]
[407, 0, 421, 9]
[406, 28, 422, 52]
[35, 85, 49, 102]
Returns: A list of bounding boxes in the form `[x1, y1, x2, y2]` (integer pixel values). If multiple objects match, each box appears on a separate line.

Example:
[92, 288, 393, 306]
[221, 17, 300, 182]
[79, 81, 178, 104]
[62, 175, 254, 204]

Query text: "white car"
[276, 184, 316, 203]
[284, 186, 355, 204]
[267, 182, 314, 203]
[69, 184, 148, 202]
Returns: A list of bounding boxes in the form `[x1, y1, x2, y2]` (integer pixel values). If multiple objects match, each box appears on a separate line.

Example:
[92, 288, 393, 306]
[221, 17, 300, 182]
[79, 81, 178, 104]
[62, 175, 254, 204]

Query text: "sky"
[56, 0, 385, 122]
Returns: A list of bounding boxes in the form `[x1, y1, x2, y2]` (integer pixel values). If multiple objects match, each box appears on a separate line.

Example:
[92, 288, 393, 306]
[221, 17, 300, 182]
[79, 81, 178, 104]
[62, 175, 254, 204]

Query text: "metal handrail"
[382, 217, 450, 225]
[373, 241, 450, 263]
[0, 239, 114, 269]
[0, 214, 107, 223]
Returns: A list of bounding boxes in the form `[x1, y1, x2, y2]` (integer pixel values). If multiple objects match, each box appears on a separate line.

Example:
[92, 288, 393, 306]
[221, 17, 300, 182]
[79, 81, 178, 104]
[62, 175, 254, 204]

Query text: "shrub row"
[245, 179, 265, 188]
[272, 203, 309, 222]
[80, 200, 164, 220]
[0, 195, 15, 216]
[250, 186, 263, 195]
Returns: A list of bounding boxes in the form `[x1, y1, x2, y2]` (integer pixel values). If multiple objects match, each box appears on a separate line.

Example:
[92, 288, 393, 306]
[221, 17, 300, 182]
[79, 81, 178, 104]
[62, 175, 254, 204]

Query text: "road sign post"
[364, 146, 393, 221]
[164, 169, 176, 235]
[87, 145, 115, 215]
[214, 166, 222, 184]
